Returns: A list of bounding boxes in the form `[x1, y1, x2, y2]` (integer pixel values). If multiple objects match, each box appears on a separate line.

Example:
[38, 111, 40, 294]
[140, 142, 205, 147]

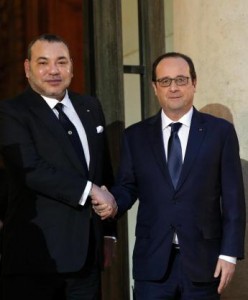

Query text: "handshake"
[90, 184, 118, 220]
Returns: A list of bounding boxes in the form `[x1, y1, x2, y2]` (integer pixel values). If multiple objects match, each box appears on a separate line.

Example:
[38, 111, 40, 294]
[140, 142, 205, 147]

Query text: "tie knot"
[170, 122, 182, 134]
[54, 102, 64, 112]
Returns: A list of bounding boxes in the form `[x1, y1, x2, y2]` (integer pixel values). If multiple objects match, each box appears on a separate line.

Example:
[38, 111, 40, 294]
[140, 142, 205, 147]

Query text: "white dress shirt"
[41, 91, 91, 205]
[161, 107, 236, 264]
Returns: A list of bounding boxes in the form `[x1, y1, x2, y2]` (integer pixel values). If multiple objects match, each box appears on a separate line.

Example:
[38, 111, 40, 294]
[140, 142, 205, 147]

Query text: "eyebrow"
[158, 75, 189, 80]
[36, 56, 68, 61]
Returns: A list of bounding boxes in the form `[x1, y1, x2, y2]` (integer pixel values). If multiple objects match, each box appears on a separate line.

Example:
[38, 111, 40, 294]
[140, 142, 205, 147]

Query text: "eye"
[175, 76, 189, 86]
[176, 77, 184, 84]
[161, 78, 171, 85]
[58, 60, 68, 65]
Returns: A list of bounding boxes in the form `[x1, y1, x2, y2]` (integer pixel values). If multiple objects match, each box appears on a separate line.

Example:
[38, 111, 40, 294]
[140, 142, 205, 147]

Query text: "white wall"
[173, 0, 248, 159]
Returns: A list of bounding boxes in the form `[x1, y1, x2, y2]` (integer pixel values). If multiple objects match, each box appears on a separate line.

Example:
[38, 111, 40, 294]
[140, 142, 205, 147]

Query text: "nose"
[48, 63, 59, 74]
[169, 80, 179, 92]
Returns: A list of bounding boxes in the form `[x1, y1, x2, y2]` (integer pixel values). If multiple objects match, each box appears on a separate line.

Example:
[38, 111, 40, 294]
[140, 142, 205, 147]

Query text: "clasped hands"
[91, 184, 118, 220]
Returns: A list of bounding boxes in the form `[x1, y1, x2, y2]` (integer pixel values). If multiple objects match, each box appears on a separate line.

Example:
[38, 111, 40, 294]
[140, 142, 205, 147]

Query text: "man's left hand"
[214, 258, 236, 294]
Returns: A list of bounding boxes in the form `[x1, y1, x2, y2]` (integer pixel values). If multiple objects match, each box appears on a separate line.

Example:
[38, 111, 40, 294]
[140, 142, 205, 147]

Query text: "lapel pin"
[199, 128, 203, 131]
[87, 109, 90, 112]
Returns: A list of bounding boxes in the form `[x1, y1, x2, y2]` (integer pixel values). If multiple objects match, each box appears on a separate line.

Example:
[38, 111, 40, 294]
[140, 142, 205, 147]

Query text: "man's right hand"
[91, 184, 118, 220]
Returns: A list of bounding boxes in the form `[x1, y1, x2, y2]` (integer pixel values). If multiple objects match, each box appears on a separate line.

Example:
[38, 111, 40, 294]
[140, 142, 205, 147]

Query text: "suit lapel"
[177, 109, 207, 189]
[26, 90, 86, 175]
[70, 95, 98, 179]
[148, 112, 173, 187]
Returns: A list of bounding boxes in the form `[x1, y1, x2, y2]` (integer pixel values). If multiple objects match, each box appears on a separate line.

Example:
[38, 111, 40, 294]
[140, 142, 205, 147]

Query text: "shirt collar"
[40, 90, 72, 109]
[161, 107, 193, 130]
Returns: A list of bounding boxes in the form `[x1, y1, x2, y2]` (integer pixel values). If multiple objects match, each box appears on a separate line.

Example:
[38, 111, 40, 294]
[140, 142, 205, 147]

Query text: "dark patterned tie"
[54, 103, 88, 175]
[167, 122, 182, 188]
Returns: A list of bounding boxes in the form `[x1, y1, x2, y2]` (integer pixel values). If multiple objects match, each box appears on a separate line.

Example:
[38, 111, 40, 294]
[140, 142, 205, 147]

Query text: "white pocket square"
[96, 126, 104, 133]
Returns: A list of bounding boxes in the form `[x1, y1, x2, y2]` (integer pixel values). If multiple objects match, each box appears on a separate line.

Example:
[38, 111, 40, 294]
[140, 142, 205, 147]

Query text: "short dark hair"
[152, 52, 197, 83]
[27, 33, 70, 60]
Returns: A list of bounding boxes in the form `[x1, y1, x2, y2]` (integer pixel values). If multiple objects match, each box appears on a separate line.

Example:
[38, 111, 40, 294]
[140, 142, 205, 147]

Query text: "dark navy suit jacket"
[112, 108, 245, 282]
[0, 87, 114, 275]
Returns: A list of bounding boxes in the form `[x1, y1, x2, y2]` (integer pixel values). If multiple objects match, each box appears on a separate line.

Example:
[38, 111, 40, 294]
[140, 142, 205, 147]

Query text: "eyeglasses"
[155, 76, 190, 87]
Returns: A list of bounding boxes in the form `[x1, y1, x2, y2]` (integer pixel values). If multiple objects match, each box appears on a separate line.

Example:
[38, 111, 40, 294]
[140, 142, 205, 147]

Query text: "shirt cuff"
[79, 181, 92, 206]
[219, 255, 237, 264]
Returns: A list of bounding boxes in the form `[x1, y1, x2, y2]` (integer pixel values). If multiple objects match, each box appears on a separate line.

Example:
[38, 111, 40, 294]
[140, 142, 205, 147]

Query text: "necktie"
[54, 103, 88, 175]
[167, 122, 182, 188]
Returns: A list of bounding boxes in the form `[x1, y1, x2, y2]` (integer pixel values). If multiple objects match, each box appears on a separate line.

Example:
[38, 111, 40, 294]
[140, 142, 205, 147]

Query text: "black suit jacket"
[0, 87, 114, 275]
[112, 108, 246, 282]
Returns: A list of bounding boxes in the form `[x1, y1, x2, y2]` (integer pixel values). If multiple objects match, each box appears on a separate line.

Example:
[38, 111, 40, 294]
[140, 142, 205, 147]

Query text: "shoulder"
[126, 112, 160, 130]
[195, 108, 234, 129]
[68, 91, 101, 109]
[122, 113, 160, 143]
[125, 112, 160, 133]
[0, 93, 26, 113]
[194, 109, 238, 143]
[0, 88, 42, 110]
[68, 91, 106, 125]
